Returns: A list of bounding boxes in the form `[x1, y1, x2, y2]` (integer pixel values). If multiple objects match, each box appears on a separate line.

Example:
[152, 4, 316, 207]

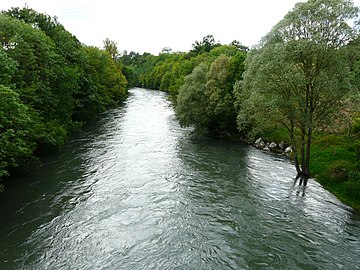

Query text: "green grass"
[311, 134, 360, 211]
[260, 126, 290, 144]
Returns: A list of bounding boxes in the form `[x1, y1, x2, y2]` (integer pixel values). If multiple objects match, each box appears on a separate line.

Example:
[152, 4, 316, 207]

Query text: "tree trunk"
[289, 121, 302, 174]
[304, 127, 312, 176]
[300, 127, 306, 173]
[294, 152, 302, 175]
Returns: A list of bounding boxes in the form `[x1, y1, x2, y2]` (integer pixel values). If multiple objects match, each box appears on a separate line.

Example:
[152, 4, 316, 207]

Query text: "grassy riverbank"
[311, 135, 360, 211]
[262, 130, 360, 211]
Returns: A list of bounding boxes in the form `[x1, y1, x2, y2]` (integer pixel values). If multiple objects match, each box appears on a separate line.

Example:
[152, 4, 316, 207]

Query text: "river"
[0, 88, 359, 269]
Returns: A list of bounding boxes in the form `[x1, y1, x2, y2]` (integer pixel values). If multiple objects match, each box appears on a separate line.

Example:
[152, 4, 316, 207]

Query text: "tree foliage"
[176, 51, 246, 135]
[103, 38, 119, 60]
[0, 8, 128, 179]
[119, 36, 246, 99]
[0, 86, 40, 177]
[191, 34, 220, 54]
[176, 63, 209, 130]
[236, 0, 360, 176]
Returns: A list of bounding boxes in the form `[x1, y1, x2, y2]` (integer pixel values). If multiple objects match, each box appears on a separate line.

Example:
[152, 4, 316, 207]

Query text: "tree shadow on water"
[293, 174, 309, 197]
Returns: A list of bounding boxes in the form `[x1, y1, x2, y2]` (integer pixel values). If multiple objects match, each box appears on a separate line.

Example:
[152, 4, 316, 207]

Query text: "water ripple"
[0, 88, 359, 270]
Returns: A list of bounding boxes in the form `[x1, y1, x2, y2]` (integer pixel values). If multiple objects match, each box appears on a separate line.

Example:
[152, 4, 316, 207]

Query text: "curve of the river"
[0, 88, 359, 269]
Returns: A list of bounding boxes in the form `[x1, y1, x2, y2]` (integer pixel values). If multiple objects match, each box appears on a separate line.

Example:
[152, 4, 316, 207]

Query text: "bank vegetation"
[1, 1, 359, 210]
[0, 7, 127, 187]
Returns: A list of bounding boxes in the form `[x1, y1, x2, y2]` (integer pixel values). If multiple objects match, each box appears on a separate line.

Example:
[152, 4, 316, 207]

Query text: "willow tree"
[176, 63, 209, 130]
[237, 0, 359, 177]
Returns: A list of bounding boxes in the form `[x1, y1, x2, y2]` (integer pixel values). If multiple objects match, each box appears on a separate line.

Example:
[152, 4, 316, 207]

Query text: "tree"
[161, 47, 173, 54]
[237, 0, 359, 177]
[0, 14, 61, 119]
[0, 48, 17, 86]
[205, 55, 237, 134]
[176, 51, 246, 135]
[81, 46, 127, 111]
[230, 40, 249, 51]
[0, 86, 40, 178]
[3, 7, 82, 65]
[3, 7, 85, 124]
[103, 38, 118, 60]
[0, 8, 129, 183]
[176, 63, 209, 130]
[191, 35, 220, 54]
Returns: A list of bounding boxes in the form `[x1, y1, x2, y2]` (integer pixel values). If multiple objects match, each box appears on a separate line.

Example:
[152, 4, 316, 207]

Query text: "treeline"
[0, 8, 127, 181]
[119, 35, 248, 135]
[119, 0, 360, 209]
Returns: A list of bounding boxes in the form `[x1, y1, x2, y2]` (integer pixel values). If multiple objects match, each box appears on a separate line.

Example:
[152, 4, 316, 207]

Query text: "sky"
[1, 0, 359, 55]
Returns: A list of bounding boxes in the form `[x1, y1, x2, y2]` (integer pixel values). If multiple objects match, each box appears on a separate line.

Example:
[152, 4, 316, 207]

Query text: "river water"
[0, 88, 359, 269]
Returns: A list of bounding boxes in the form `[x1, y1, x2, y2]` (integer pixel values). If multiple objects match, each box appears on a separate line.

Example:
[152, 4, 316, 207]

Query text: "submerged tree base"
[294, 173, 309, 187]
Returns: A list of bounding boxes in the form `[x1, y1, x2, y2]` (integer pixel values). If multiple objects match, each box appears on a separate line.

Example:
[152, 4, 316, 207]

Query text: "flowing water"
[0, 88, 359, 269]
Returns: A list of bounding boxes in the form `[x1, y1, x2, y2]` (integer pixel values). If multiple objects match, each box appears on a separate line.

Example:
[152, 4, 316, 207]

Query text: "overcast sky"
[1, 0, 359, 54]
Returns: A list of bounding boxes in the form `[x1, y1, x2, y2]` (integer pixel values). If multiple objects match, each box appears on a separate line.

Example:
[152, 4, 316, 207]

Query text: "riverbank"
[173, 115, 360, 212]
[260, 130, 360, 211]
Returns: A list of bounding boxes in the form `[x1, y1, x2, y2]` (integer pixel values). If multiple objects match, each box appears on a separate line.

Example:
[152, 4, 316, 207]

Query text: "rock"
[254, 138, 263, 148]
[279, 141, 286, 150]
[254, 138, 289, 155]
[269, 142, 277, 149]
[285, 146, 292, 154]
[255, 138, 266, 149]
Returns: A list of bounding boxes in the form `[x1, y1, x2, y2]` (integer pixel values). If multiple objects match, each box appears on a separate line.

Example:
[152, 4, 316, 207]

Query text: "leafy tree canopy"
[237, 0, 360, 176]
[0, 8, 128, 181]
[103, 38, 119, 60]
[191, 35, 220, 54]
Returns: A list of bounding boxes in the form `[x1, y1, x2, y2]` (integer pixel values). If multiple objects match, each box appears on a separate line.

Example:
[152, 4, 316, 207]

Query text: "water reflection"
[293, 175, 308, 197]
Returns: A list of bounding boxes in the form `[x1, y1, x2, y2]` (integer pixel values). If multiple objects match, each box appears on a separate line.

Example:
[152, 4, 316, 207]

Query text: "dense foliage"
[118, 39, 247, 135]
[0, 8, 127, 180]
[236, 0, 359, 177]
[176, 53, 244, 135]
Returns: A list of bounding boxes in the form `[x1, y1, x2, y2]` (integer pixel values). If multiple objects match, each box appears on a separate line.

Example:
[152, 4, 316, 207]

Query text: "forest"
[0, 0, 359, 209]
[0, 7, 127, 186]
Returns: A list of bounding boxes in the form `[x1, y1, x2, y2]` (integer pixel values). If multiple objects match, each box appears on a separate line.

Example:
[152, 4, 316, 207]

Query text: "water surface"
[0, 88, 359, 269]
